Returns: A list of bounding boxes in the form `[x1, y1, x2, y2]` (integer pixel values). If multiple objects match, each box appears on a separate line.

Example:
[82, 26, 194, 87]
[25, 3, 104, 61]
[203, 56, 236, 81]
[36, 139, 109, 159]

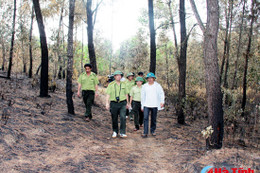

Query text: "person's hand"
[160, 103, 164, 108]
[106, 103, 110, 110]
[141, 109, 143, 112]
[77, 91, 80, 98]
[95, 93, 98, 97]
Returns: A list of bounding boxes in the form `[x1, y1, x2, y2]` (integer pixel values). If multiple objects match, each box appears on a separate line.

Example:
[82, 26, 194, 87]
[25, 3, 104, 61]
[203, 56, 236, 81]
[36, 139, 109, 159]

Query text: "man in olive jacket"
[77, 64, 99, 122]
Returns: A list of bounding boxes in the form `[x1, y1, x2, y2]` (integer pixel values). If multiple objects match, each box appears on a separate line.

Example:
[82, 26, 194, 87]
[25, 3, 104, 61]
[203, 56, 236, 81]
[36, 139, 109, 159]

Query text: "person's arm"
[77, 83, 81, 97]
[129, 88, 134, 106]
[106, 94, 110, 110]
[141, 86, 145, 111]
[95, 76, 99, 97]
[126, 94, 129, 109]
[95, 85, 98, 97]
[159, 85, 165, 108]
[130, 96, 133, 106]
[77, 75, 82, 97]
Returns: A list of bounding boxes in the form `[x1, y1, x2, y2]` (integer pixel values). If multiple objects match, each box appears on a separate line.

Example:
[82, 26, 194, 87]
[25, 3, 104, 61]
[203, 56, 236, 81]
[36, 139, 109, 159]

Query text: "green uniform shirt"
[130, 85, 142, 102]
[106, 81, 128, 102]
[77, 72, 99, 91]
[125, 79, 135, 93]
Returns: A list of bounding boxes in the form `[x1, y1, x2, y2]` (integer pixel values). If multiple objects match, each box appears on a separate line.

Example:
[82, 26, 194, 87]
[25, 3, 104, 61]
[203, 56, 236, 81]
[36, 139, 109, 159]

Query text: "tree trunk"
[66, 0, 76, 115]
[36, 64, 41, 76]
[176, 0, 187, 125]
[223, 0, 234, 88]
[29, 5, 34, 78]
[62, 29, 66, 79]
[7, 0, 17, 79]
[165, 45, 170, 90]
[148, 0, 156, 74]
[231, 0, 246, 89]
[33, 0, 49, 97]
[81, 20, 84, 73]
[57, 0, 65, 79]
[86, 0, 98, 74]
[220, 0, 231, 84]
[167, 0, 179, 59]
[22, 39, 26, 73]
[1, 39, 6, 71]
[190, 0, 223, 149]
[241, 0, 255, 117]
[189, 0, 205, 33]
[204, 0, 223, 149]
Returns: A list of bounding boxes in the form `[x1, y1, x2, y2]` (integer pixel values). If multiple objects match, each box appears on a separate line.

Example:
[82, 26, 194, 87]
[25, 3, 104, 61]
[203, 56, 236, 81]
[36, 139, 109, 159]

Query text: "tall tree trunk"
[231, 0, 246, 89]
[241, 0, 255, 118]
[165, 45, 170, 90]
[66, 0, 76, 115]
[1, 39, 6, 71]
[57, 0, 65, 79]
[204, 0, 223, 149]
[7, 0, 17, 79]
[22, 39, 26, 73]
[189, 0, 205, 32]
[167, 0, 179, 59]
[148, 0, 156, 74]
[33, 0, 49, 97]
[81, 20, 84, 73]
[86, 0, 98, 74]
[62, 27, 66, 79]
[36, 64, 41, 76]
[223, 0, 234, 88]
[220, 0, 231, 83]
[29, 5, 34, 78]
[176, 0, 187, 124]
[191, 0, 223, 149]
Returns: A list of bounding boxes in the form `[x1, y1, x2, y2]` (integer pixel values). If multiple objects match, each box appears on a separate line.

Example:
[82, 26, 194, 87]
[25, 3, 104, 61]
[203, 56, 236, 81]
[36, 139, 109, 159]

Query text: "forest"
[0, 0, 259, 172]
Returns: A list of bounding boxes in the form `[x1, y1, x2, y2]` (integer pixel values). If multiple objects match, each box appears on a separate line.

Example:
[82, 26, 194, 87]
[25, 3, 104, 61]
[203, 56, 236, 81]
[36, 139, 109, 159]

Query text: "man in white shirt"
[141, 72, 165, 138]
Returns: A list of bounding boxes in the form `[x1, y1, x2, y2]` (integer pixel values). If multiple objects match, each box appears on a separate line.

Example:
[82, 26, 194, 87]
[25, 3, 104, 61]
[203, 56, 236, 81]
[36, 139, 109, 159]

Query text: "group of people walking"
[77, 64, 165, 139]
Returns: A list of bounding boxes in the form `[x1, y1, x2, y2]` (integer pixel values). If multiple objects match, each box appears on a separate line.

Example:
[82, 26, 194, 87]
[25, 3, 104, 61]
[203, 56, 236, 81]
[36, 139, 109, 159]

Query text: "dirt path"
[0, 76, 259, 173]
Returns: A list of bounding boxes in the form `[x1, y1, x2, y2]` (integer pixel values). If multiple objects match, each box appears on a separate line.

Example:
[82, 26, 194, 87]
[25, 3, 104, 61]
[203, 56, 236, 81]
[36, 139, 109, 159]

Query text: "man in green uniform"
[129, 77, 144, 131]
[106, 71, 129, 138]
[77, 64, 99, 122]
[125, 72, 135, 121]
[138, 71, 147, 84]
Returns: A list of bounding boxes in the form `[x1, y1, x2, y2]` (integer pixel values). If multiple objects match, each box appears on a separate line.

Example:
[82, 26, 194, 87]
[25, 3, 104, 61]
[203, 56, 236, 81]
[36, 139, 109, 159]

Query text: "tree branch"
[189, 0, 205, 33]
[92, 0, 104, 15]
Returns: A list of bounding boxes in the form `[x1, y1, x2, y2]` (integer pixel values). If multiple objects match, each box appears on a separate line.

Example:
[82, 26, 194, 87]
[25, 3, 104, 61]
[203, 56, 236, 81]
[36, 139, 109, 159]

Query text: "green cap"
[113, 70, 123, 76]
[126, 72, 134, 78]
[135, 76, 144, 82]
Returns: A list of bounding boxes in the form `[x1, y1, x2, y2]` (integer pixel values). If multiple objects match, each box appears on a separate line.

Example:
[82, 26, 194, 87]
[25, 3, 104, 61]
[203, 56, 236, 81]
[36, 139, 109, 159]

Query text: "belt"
[111, 100, 126, 103]
[82, 90, 95, 92]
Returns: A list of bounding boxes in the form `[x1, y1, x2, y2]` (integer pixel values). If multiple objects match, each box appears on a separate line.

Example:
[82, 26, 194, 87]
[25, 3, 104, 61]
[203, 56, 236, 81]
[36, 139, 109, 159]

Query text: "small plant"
[201, 125, 214, 139]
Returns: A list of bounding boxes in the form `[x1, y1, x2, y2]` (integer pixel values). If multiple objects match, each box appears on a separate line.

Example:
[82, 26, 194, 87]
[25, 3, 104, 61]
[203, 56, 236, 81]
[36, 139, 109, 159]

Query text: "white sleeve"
[141, 85, 146, 109]
[158, 84, 165, 104]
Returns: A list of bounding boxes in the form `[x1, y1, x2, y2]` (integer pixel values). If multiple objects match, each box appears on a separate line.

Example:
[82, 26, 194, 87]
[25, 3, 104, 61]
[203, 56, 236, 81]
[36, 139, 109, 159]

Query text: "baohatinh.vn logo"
[201, 165, 255, 173]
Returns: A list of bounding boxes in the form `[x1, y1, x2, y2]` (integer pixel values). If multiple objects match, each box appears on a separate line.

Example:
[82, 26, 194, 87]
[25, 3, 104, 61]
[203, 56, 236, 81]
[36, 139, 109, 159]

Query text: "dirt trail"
[0, 75, 259, 173]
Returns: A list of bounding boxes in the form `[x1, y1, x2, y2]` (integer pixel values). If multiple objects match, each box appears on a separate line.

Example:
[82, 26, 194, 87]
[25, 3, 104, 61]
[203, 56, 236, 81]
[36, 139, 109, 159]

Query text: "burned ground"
[0, 74, 259, 173]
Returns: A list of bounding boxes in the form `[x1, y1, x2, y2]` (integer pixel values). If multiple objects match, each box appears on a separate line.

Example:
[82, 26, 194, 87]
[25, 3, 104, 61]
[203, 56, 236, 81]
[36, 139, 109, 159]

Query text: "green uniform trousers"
[131, 101, 143, 129]
[82, 90, 95, 119]
[110, 100, 127, 134]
